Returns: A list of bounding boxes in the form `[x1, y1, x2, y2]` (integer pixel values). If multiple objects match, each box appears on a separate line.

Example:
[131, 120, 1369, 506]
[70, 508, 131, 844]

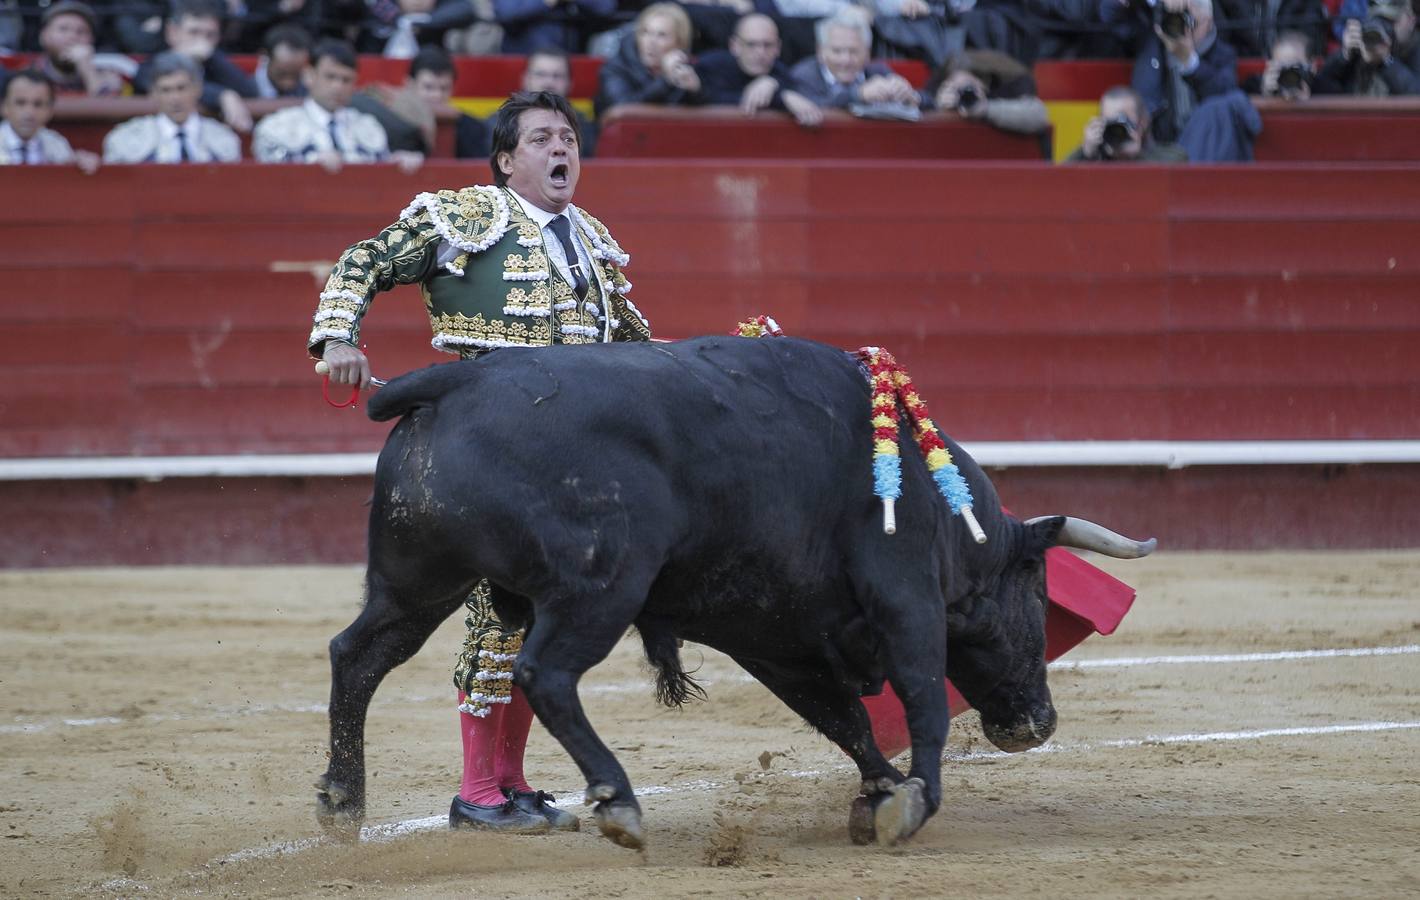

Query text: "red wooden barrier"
[597, 105, 1049, 159]
[1254, 98, 1420, 161]
[3, 160, 1418, 460]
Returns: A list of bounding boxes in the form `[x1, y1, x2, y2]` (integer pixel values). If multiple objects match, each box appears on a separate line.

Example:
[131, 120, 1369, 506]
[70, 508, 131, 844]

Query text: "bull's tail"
[366, 361, 477, 422]
[636, 618, 707, 709]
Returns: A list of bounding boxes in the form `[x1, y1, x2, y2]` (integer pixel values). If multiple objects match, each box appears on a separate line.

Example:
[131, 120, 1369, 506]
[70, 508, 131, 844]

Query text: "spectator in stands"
[31, 1, 132, 97]
[521, 47, 598, 155]
[350, 44, 462, 155]
[1065, 84, 1187, 161]
[134, 0, 259, 134]
[103, 52, 242, 162]
[1315, 0, 1420, 94]
[495, 0, 616, 54]
[114, 0, 168, 55]
[1243, 30, 1316, 99]
[1133, 0, 1262, 161]
[595, 2, 701, 116]
[253, 38, 423, 171]
[405, 45, 490, 157]
[232, 0, 322, 53]
[1, 69, 99, 170]
[255, 24, 312, 98]
[790, 6, 920, 108]
[695, 13, 824, 126]
[924, 49, 1050, 135]
[360, 0, 456, 57]
[1212, 0, 1329, 58]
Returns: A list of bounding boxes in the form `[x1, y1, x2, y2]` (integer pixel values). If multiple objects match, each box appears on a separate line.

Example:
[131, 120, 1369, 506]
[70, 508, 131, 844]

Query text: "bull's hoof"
[848, 794, 881, 845]
[593, 803, 645, 850]
[315, 775, 364, 839]
[872, 777, 927, 847]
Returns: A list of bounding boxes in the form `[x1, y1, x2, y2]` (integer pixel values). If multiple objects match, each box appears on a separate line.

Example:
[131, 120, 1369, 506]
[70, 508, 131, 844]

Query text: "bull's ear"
[1025, 515, 1065, 549]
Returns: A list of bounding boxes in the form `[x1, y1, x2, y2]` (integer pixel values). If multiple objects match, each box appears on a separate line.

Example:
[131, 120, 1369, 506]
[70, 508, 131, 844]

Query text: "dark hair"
[263, 23, 312, 56]
[488, 90, 582, 186]
[410, 45, 455, 81]
[3, 69, 56, 104]
[311, 38, 358, 72]
[169, 0, 225, 25]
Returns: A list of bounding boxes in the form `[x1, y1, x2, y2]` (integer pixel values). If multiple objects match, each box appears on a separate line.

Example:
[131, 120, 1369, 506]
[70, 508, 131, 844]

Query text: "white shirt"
[303, 97, 350, 154]
[1, 121, 42, 164]
[506, 188, 595, 297]
[155, 113, 204, 163]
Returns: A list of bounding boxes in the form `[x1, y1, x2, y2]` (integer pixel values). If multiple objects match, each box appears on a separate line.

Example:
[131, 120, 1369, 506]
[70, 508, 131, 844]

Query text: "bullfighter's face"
[499, 107, 581, 214]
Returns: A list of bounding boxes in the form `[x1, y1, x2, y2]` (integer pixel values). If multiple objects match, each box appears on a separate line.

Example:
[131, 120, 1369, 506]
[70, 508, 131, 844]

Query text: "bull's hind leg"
[732, 657, 904, 845]
[318, 572, 469, 835]
[513, 594, 647, 850]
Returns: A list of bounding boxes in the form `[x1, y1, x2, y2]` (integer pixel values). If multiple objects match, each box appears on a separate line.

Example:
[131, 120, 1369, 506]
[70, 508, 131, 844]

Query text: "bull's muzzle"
[981, 705, 1057, 753]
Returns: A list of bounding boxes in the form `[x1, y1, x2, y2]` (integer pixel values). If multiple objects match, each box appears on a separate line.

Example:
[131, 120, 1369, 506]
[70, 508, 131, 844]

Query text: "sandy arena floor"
[2, 552, 1418, 898]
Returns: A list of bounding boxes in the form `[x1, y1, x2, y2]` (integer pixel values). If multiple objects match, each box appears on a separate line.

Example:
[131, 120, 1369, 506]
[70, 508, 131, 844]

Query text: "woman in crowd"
[594, 2, 701, 116]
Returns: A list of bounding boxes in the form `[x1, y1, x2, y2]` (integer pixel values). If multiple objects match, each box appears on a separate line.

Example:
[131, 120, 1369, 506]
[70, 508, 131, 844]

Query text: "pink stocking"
[457, 692, 509, 806]
[496, 686, 535, 795]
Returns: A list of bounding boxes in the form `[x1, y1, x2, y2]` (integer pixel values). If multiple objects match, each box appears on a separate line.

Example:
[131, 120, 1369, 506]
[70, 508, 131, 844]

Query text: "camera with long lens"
[1100, 115, 1137, 159]
[1276, 63, 1309, 92]
[1155, 4, 1195, 39]
[956, 85, 981, 112]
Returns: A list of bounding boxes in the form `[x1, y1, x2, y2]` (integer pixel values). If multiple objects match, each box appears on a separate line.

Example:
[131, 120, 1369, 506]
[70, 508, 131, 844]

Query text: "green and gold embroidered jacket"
[307, 185, 651, 357]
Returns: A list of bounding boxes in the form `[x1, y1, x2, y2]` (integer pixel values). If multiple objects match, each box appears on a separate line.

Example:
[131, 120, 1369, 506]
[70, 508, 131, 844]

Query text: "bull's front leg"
[870, 613, 948, 846]
[318, 580, 464, 836]
[732, 656, 907, 846]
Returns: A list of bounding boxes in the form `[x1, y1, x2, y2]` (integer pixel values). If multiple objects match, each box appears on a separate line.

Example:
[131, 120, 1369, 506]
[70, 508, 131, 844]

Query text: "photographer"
[923, 50, 1049, 136]
[1132, 0, 1262, 161]
[1242, 31, 1315, 100]
[1065, 84, 1187, 161]
[1315, 0, 1420, 95]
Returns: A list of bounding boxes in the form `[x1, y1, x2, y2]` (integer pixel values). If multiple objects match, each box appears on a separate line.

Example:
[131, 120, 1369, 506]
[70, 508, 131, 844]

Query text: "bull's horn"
[1025, 516, 1158, 559]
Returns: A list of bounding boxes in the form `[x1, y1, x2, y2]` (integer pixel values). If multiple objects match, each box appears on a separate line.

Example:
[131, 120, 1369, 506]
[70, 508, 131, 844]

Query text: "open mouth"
[549, 164, 569, 188]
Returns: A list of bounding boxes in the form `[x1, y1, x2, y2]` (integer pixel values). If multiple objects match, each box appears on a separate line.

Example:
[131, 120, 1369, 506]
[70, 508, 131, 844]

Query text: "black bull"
[317, 335, 1155, 848]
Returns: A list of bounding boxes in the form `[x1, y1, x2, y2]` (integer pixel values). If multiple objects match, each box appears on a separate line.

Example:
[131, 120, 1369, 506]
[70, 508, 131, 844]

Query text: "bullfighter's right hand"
[323, 341, 372, 391]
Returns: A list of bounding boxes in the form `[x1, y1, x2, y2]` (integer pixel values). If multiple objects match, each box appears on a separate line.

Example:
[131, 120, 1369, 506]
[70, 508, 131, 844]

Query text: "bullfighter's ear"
[1025, 515, 1066, 548]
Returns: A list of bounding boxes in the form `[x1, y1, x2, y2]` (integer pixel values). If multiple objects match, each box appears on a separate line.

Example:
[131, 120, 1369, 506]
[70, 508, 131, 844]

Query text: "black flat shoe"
[449, 795, 550, 833]
[508, 789, 580, 831]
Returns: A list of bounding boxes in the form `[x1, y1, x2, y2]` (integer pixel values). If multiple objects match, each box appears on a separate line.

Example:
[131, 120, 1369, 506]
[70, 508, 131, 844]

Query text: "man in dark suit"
[694, 12, 822, 127]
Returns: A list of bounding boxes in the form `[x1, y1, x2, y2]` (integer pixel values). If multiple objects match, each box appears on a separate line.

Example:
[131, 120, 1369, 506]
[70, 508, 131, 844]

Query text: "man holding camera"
[923, 50, 1050, 136]
[1065, 84, 1187, 162]
[1243, 31, 1316, 100]
[1315, 0, 1420, 95]
[1132, 0, 1261, 161]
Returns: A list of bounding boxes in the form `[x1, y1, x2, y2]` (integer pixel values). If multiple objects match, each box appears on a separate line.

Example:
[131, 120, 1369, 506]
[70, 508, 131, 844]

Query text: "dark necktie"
[547, 215, 588, 300]
[328, 117, 342, 154]
[19, 140, 33, 164]
[177, 129, 190, 162]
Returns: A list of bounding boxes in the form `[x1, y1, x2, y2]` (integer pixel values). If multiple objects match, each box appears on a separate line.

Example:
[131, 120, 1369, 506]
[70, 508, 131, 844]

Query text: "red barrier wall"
[2, 161, 1418, 561]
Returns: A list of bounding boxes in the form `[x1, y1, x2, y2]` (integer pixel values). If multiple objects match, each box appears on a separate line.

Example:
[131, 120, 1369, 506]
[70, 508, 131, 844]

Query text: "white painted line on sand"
[1051, 644, 1420, 670]
[9, 644, 1419, 736]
